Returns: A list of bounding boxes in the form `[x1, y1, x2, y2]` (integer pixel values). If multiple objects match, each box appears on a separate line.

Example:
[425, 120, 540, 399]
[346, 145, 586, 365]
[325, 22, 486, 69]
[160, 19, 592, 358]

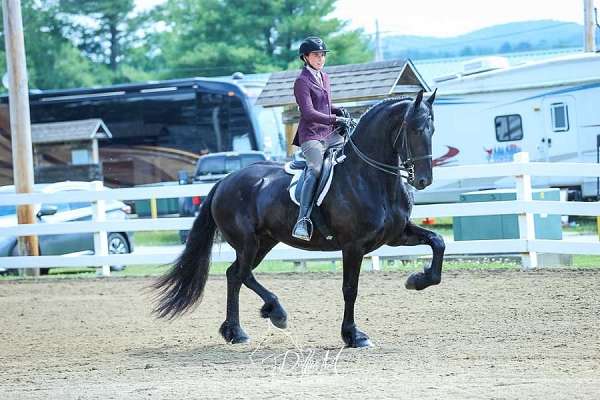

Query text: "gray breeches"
[300, 133, 344, 178]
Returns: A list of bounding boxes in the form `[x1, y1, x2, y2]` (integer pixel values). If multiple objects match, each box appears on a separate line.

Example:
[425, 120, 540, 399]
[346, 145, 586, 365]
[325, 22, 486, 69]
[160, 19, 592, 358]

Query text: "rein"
[340, 118, 432, 181]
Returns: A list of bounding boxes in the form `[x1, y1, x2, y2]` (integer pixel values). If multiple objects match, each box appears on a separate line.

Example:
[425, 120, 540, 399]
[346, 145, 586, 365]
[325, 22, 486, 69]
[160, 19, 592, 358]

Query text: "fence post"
[150, 197, 158, 219]
[514, 152, 538, 270]
[293, 260, 307, 272]
[92, 181, 110, 276]
[371, 255, 381, 271]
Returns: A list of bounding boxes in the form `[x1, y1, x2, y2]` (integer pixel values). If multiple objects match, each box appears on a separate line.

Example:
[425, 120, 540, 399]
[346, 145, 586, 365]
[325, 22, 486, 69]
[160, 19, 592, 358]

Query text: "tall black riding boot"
[292, 172, 318, 241]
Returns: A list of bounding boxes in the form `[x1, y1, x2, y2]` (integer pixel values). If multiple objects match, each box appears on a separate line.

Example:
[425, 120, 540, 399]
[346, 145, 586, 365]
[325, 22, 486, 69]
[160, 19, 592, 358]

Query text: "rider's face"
[306, 51, 326, 70]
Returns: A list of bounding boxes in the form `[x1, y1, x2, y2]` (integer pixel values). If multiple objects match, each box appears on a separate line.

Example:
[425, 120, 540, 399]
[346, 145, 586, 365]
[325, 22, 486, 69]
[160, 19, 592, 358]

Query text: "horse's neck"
[345, 124, 401, 172]
[337, 129, 404, 198]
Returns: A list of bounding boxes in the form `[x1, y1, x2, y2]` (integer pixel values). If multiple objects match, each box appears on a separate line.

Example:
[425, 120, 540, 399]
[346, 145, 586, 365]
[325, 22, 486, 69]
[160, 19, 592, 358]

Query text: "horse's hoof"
[260, 301, 288, 329]
[219, 321, 250, 344]
[270, 316, 288, 329]
[350, 337, 372, 348]
[405, 272, 440, 290]
[231, 335, 250, 344]
[342, 326, 372, 348]
[405, 272, 425, 290]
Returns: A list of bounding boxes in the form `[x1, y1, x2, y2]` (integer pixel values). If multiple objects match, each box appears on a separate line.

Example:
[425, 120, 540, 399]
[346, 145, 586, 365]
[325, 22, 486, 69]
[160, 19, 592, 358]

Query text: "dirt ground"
[1, 269, 599, 400]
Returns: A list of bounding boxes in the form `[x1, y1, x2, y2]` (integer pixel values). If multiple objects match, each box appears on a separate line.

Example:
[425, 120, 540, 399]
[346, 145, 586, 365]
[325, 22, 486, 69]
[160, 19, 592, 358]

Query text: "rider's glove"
[334, 107, 351, 119]
[335, 116, 352, 128]
[334, 116, 353, 136]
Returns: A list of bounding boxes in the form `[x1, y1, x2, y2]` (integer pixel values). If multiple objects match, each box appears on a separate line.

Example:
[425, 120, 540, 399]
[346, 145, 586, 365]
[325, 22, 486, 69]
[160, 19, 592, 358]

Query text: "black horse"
[153, 90, 444, 348]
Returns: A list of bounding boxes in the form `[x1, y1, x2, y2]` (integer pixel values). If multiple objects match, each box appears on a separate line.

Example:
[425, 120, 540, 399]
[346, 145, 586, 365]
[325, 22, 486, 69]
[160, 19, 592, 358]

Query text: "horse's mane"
[360, 96, 413, 122]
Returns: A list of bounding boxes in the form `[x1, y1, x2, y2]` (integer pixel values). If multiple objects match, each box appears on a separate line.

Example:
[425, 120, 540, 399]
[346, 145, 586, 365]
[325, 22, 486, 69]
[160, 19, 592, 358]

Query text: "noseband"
[343, 118, 432, 181]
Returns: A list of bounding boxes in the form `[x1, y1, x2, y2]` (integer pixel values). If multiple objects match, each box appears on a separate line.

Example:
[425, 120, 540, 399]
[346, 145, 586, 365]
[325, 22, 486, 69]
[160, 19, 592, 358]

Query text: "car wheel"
[107, 233, 130, 272]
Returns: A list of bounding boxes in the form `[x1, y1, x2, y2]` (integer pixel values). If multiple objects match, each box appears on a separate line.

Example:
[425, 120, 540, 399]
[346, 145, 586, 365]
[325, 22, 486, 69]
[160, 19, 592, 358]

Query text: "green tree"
[0, 0, 103, 90]
[57, 0, 149, 82]
[1, 0, 371, 89]
[155, 0, 371, 78]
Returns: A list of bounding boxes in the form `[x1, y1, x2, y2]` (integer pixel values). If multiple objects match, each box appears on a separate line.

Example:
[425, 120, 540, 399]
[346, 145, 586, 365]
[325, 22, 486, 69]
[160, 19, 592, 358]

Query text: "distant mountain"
[382, 20, 588, 60]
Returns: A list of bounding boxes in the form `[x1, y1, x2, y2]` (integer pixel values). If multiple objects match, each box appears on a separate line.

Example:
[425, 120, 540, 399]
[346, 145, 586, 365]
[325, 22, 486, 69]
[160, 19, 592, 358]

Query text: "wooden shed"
[32, 119, 112, 183]
[256, 59, 429, 155]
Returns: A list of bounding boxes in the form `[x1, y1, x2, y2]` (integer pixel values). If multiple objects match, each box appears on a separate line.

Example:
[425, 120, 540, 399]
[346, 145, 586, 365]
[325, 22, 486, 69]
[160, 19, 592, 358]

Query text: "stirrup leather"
[292, 217, 314, 241]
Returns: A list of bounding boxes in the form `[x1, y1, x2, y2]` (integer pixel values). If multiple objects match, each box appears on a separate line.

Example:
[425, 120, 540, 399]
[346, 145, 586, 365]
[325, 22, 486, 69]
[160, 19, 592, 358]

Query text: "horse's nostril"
[418, 178, 427, 187]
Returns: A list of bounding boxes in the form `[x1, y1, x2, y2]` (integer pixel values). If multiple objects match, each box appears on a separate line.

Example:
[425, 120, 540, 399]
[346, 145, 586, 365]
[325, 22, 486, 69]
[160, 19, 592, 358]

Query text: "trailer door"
[541, 96, 577, 162]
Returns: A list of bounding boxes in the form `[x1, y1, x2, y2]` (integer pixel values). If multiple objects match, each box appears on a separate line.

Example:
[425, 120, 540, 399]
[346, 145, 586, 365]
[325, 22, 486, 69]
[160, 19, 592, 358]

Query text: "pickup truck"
[178, 151, 267, 243]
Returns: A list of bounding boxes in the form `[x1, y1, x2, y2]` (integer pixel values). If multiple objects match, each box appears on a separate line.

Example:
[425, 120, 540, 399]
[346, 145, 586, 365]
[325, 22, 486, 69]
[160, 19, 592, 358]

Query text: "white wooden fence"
[1, 152, 599, 276]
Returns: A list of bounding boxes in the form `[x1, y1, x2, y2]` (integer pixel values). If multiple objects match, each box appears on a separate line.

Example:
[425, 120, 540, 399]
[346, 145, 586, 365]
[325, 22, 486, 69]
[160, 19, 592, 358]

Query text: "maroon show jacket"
[292, 67, 339, 146]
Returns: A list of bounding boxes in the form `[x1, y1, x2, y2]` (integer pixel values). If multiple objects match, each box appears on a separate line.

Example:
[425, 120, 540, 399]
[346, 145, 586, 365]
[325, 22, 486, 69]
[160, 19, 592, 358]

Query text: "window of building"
[550, 103, 569, 132]
[495, 114, 523, 142]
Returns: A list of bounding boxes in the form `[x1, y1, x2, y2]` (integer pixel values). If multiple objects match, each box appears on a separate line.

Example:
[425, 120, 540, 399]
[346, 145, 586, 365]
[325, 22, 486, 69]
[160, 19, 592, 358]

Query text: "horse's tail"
[153, 182, 220, 319]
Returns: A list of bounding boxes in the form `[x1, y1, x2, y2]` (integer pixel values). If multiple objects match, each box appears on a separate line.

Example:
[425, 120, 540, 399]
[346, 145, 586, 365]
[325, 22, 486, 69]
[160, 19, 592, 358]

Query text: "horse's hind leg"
[243, 238, 288, 329]
[399, 221, 445, 291]
[219, 259, 251, 343]
[219, 239, 260, 344]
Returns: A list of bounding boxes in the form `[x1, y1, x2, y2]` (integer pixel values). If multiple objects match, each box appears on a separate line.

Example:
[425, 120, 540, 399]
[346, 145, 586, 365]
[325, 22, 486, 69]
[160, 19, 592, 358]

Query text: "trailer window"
[495, 115, 523, 142]
[550, 103, 569, 132]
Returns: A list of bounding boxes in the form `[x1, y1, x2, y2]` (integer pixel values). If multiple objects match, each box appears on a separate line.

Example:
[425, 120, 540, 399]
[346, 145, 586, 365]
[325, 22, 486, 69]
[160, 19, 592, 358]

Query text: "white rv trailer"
[416, 52, 600, 203]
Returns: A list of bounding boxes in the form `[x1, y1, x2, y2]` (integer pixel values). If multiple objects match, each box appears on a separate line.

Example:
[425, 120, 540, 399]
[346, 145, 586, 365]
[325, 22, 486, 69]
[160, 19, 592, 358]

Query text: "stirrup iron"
[292, 217, 313, 241]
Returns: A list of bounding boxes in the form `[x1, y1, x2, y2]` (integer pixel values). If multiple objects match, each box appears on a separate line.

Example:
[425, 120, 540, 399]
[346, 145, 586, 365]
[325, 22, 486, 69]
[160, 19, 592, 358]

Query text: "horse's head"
[396, 89, 436, 190]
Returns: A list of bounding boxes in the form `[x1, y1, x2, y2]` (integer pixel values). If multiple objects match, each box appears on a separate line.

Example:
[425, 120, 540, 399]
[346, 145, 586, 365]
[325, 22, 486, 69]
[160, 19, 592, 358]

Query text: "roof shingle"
[256, 59, 429, 107]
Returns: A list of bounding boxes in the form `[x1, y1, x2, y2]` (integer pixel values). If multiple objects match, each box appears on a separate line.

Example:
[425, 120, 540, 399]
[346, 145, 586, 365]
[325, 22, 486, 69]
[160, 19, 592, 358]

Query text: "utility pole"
[2, 0, 40, 273]
[584, 0, 596, 52]
[374, 19, 383, 62]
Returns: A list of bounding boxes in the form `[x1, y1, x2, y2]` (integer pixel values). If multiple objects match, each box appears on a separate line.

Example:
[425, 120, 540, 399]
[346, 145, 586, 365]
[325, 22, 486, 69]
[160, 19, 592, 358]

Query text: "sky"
[135, 0, 592, 38]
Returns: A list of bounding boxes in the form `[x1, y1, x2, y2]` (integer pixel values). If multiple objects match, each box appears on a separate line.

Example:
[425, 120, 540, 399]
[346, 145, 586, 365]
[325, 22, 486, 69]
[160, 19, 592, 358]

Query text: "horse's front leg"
[340, 248, 372, 348]
[395, 221, 445, 291]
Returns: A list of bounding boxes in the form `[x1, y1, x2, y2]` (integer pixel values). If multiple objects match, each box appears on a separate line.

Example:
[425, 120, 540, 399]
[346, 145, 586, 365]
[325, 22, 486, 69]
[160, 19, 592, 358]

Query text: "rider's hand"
[335, 116, 352, 126]
[334, 107, 351, 119]
[334, 116, 353, 136]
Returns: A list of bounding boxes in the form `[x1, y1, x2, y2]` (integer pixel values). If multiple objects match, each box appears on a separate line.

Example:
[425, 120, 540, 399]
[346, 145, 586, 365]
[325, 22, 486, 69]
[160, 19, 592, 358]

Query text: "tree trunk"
[264, 28, 274, 56]
[109, 17, 118, 71]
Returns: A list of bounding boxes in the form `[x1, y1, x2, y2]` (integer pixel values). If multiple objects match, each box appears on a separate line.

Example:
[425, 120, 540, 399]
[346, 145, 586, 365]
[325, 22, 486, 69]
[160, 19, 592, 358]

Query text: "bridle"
[341, 118, 432, 181]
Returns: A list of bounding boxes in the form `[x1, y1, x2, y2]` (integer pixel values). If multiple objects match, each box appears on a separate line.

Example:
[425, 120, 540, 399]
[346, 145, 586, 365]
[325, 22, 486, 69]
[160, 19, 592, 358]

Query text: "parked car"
[0, 181, 134, 275]
[178, 151, 267, 243]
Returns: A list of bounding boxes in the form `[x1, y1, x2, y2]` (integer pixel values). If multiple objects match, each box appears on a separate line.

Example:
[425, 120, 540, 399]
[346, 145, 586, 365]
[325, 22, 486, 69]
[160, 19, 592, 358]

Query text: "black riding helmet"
[298, 36, 329, 61]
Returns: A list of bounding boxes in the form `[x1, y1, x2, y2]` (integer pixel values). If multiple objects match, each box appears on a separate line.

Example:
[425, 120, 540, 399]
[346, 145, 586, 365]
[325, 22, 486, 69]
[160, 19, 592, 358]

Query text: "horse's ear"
[427, 88, 437, 105]
[413, 90, 423, 110]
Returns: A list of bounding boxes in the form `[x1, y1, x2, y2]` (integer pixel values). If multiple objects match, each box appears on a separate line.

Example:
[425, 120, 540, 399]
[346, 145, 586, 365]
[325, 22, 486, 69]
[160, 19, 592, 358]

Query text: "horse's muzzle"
[413, 176, 432, 190]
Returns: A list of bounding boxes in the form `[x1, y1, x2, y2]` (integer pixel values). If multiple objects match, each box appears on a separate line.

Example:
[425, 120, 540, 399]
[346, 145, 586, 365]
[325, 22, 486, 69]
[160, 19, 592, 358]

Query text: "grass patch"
[572, 255, 600, 268]
[3, 256, 597, 281]
[110, 256, 597, 276]
[135, 230, 181, 246]
[0, 258, 523, 281]
[413, 216, 453, 237]
[413, 216, 600, 239]
[563, 216, 599, 235]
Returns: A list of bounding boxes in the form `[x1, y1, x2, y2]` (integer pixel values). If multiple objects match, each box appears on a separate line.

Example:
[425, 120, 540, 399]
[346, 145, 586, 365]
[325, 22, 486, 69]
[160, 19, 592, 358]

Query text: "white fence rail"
[1, 153, 599, 275]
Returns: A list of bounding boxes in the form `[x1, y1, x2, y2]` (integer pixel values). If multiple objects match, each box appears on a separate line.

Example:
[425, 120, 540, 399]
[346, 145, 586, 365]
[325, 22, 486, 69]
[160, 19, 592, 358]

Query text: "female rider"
[291, 36, 351, 241]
